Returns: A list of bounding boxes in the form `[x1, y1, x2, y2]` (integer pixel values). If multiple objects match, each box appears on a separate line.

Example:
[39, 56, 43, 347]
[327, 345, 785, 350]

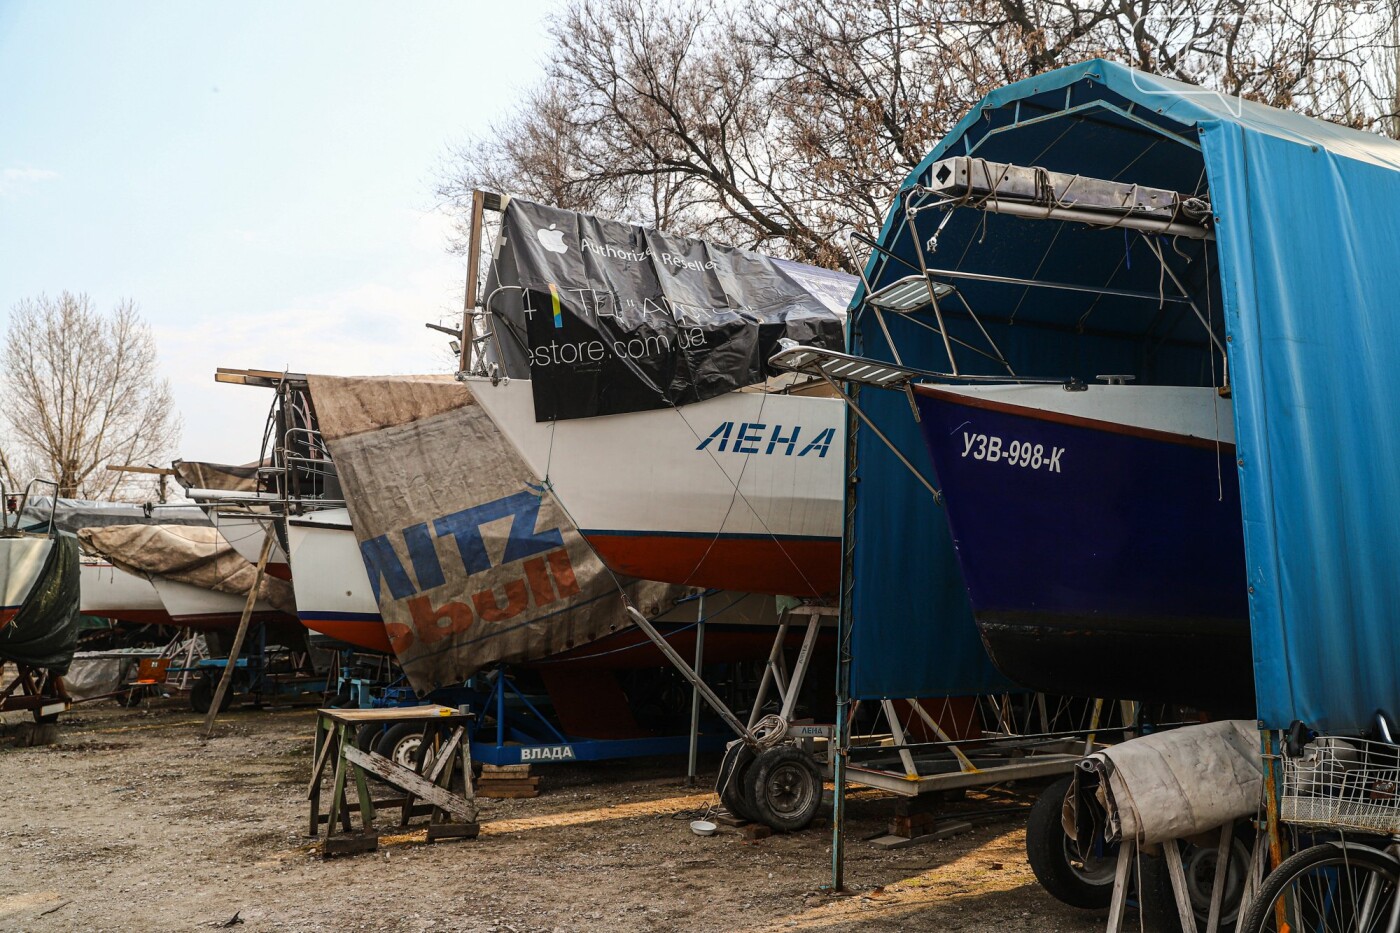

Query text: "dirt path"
[0, 703, 1104, 931]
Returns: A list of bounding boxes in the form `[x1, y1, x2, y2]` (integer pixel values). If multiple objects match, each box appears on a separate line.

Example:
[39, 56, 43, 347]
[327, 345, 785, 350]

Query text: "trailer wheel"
[118, 687, 145, 708]
[190, 673, 233, 714]
[375, 723, 435, 772]
[1026, 776, 1116, 909]
[716, 741, 758, 822]
[745, 745, 822, 832]
[355, 723, 382, 753]
[1138, 823, 1250, 933]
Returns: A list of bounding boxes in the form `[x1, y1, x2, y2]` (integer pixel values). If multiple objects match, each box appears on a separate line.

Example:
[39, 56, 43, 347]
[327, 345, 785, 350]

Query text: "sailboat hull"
[465, 377, 844, 596]
[913, 384, 1252, 710]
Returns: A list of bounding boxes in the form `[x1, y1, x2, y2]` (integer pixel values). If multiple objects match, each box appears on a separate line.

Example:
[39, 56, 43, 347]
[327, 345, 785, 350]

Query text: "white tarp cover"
[1071, 719, 1262, 845]
[305, 374, 689, 693]
[77, 524, 295, 613]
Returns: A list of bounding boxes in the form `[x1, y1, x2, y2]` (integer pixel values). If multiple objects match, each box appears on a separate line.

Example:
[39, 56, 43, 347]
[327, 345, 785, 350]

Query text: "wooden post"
[1162, 838, 1198, 933]
[1205, 820, 1234, 933]
[1105, 840, 1136, 933]
[203, 533, 273, 737]
[460, 189, 486, 373]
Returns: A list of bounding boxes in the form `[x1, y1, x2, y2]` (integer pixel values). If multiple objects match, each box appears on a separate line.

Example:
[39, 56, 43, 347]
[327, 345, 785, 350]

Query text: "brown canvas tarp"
[78, 524, 294, 613]
[306, 373, 688, 692]
[172, 459, 261, 493]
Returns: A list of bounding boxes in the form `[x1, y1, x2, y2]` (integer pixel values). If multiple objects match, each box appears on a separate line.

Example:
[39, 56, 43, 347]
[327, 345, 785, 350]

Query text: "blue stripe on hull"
[915, 390, 1252, 707]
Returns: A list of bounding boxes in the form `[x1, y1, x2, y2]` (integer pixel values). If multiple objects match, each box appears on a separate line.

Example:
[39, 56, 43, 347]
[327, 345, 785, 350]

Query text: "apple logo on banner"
[536, 223, 567, 254]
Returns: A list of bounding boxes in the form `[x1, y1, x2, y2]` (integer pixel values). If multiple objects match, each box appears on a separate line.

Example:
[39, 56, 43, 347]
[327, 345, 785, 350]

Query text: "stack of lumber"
[477, 763, 540, 798]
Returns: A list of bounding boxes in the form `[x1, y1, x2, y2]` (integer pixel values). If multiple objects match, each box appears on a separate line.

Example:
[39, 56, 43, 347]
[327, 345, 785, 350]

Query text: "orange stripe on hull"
[301, 618, 393, 654]
[264, 562, 293, 581]
[584, 534, 841, 597]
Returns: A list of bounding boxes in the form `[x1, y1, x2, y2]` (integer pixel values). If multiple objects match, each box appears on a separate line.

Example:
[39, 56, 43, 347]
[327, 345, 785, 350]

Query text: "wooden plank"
[344, 747, 478, 820]
[1162, 838, 1198, 933]
[327, 733, 348, 837]
[322, 832, 379, 857]
[307, 718, 334, 799]
[307, 720, 331, 836]
[478, 787, 539, 799]
[204, 534, 273, 737]
[426, 727, 465, 785]
[1105, 840, 1135, 933]
[319, 802, 434, 824]
[870, 820, 973, 850]
[1206, 820, 1234, 933]
[427, 822, 480, 842]
[460, 189, 486, 372]
[318, 706, 469, 724]
[478, 777, 540, 789]
[351, 760, 375, 830]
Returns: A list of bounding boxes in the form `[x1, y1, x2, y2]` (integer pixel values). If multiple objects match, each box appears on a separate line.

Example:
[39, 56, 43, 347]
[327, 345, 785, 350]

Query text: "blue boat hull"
[913, 386, 1252, 712]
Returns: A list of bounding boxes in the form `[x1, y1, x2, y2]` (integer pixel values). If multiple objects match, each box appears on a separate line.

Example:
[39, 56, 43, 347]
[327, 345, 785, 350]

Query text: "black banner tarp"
[488, 198, 854, 421]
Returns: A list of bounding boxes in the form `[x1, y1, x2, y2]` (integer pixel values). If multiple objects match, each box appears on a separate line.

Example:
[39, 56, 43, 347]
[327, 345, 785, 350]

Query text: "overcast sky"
[0, 0, 557, 464]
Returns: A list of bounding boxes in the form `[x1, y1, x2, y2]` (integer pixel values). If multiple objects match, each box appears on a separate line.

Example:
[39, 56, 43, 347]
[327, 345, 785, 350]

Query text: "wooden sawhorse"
[308, 705, 479, 857]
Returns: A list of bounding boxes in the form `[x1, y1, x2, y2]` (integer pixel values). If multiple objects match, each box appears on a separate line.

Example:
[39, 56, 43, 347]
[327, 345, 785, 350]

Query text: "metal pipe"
[814, 369, 942, 504]
[952, 198, 1212, 240]
[903, 192, 960, 374]
[685, 592, 706, 786]
[625, 606, 755, 744]
[917, 265, 1193, 304]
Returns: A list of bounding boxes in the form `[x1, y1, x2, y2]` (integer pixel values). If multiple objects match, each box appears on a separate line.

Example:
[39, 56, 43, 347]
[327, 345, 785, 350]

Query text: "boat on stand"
[772, 156, 1253, 711]
[465, 376, 845, 598]
[460, 192, 857, 598]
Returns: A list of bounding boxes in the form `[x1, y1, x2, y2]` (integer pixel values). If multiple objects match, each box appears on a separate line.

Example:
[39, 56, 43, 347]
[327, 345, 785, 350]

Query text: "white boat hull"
[286, 509, 388, 652]
[465, 377, 845, 596]
[79, 560, 172, 625]
[149, 575, 278, 632]
[0, 535, 53, 628]
[210, 513, 291, 580]
[286, 509, 821, 663]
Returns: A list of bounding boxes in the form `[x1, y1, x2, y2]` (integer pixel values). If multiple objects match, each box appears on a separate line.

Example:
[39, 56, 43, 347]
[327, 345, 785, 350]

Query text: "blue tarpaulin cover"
[849, 60, 1400, 731]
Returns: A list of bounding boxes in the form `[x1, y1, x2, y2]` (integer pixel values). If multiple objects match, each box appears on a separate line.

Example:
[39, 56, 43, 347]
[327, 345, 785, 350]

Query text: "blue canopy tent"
[843, 59, 1400, 738]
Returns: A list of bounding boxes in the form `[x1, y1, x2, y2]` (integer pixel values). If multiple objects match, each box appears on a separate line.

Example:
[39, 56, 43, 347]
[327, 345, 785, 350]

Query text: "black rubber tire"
[118, 688, 145, 708]
[355, 723, 382, 754]
[716, 741, 758, 822]
[375, 723, 427, 769]
[1139, 822, 1251, 933]
[1239, 842, 1400, 933]
[1026, 776, 1117, 910]
[189, 673, 233, 714]
[744, 745, 822, 832]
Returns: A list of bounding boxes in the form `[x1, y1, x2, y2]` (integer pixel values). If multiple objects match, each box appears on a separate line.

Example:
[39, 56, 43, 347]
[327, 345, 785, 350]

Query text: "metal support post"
[685, 593, 707, 786]
[624, 607, 753, 743]
[747, 613, 791, 729]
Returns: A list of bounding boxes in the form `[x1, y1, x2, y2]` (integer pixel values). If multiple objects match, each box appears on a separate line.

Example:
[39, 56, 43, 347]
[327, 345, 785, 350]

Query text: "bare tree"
[1, 292, 181, 501]
[438, 0, 1398, 268]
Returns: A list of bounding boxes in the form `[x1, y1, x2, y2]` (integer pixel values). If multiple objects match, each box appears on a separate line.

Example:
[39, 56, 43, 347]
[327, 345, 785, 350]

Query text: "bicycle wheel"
[1242, 842, 1400, 933]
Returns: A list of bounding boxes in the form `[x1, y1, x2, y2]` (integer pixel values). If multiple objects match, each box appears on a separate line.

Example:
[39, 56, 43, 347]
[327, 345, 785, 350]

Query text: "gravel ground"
[0, 701, 1106, 932]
